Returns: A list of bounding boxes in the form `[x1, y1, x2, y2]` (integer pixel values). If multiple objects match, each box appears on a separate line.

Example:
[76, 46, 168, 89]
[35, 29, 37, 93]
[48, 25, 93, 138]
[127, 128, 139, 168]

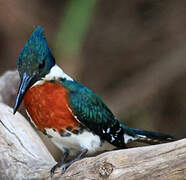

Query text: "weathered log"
[0, 70, 185, 180]
[0, 70, 19, 105]
[0, 70, 62, 160]
[0, 103, 56, 179]
[0, 102, 185, 180]
[56, 138, 186, 180]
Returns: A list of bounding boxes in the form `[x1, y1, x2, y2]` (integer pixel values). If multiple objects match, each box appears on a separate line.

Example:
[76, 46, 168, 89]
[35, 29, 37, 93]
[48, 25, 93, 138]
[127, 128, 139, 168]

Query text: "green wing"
[70, 88, 115, 127]
[60, 79, 135, 147]
[60, 79, 117, 135]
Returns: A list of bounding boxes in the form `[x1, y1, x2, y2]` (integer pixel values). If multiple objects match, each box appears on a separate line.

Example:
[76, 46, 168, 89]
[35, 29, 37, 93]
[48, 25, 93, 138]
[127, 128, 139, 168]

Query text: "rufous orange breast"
[23, 81, 80, 132]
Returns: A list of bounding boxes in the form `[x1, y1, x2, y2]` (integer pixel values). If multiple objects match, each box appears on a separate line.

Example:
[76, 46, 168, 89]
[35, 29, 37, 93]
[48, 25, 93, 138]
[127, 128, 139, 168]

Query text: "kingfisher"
[13, 26, 174, 175]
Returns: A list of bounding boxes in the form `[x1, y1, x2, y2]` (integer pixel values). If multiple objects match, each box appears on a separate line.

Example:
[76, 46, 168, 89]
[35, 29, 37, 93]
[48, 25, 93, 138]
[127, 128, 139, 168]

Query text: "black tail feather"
[130, 128, 175, 144]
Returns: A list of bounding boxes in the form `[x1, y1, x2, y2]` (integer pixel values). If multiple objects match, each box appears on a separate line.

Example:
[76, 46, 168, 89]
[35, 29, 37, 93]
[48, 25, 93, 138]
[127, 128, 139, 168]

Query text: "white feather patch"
[32, 64, 73, 87]
[45, 128, 115, 155]
[123, 134, 135, 144]
[44, 64, 73, 81]
[25, 110, 38, 128]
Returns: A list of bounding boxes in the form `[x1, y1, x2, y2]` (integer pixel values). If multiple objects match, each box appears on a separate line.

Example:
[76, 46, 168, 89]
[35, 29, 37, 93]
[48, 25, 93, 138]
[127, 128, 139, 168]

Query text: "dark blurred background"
[0, 0, 186, 138]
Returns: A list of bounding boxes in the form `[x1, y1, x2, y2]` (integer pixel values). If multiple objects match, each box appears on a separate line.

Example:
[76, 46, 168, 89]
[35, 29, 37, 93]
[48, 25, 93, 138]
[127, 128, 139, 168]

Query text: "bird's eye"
[39, 60, 45, 69]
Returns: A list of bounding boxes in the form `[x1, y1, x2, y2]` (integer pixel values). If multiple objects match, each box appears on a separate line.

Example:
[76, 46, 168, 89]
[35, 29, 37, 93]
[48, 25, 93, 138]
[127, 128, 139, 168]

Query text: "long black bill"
[13, 72, 34, 114]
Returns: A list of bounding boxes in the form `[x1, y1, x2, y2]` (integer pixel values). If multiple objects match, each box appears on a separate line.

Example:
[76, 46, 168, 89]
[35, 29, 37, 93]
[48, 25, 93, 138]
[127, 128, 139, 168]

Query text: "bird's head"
[13, 26, 55, 114]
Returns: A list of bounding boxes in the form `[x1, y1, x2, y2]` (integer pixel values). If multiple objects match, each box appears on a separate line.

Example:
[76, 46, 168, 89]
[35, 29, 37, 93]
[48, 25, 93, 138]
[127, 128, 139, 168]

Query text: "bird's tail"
[120, 124, 175, 145]
[129, 127, 174, 144]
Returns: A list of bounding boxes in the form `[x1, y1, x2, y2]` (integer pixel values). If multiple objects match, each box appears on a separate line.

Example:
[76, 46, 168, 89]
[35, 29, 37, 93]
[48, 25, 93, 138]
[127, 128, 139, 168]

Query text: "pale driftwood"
[0, 70, 19, 105]
[0, 103, 56, 179]
[0, 70, 62, 160]
[0, 71, 185, 180]
[56, 138, 186, 180]
[0, 102, 185, 180]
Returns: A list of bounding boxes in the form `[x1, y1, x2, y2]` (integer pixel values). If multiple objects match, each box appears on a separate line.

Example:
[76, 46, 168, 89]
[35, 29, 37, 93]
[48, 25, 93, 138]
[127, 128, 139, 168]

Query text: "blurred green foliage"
[54, 0, 97, 60]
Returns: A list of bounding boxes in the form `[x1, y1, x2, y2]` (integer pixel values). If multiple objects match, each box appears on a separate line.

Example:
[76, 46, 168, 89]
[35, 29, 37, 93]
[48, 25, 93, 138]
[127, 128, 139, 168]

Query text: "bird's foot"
[61, 161, 74, 174]
[61, 148, 88, 174]
[50, 163, 61, 176]
[50, 149, 88, 176]
[50, 150, 69, 177]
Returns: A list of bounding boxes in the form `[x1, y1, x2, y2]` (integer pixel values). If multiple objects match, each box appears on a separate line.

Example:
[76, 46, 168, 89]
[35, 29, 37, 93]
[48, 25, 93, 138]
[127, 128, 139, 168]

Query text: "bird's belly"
[45, 128, 115, 156]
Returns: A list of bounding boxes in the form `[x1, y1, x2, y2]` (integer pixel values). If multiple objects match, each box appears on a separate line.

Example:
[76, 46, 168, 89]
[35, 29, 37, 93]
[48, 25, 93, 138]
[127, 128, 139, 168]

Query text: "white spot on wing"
[110, 136, 115, 142]
[124, 134, 135, 144]
[116, 128, 121, 133]
[137, 134, 146, 138]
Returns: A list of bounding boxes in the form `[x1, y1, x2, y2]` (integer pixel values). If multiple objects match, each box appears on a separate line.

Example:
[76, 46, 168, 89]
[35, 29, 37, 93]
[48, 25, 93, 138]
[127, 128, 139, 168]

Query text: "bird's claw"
[61, 162, 71, 174]
[50, 162, 71, 176]
[50, 164, 58, 177]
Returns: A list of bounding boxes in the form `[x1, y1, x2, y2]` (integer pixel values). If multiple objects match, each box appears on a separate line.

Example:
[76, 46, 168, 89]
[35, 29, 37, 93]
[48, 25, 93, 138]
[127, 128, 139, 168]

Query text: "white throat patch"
[44, 64, 73, 81]
[32, 64, 73, 87]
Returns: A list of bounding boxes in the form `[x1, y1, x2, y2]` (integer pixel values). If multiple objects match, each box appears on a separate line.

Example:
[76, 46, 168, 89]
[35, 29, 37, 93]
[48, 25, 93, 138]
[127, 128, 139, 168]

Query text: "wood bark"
[0, 71, 185, 180]
[0, 104, 185, 180]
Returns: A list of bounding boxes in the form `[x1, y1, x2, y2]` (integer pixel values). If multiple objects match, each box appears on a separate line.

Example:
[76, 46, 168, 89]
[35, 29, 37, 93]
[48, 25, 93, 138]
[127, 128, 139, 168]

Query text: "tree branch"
[53, 139, 186, 180]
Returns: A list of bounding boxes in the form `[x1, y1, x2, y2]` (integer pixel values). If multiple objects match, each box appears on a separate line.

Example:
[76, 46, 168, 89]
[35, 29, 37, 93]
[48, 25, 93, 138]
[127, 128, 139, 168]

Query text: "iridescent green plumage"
[13, 26, 55, 114]
[17, 26, 55, 79]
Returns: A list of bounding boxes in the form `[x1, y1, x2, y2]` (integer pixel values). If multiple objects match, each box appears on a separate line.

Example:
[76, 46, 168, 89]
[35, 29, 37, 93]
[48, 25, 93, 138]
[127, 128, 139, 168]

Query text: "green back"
[61, 79, 115, 124]
[60, 79, 133, 147]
